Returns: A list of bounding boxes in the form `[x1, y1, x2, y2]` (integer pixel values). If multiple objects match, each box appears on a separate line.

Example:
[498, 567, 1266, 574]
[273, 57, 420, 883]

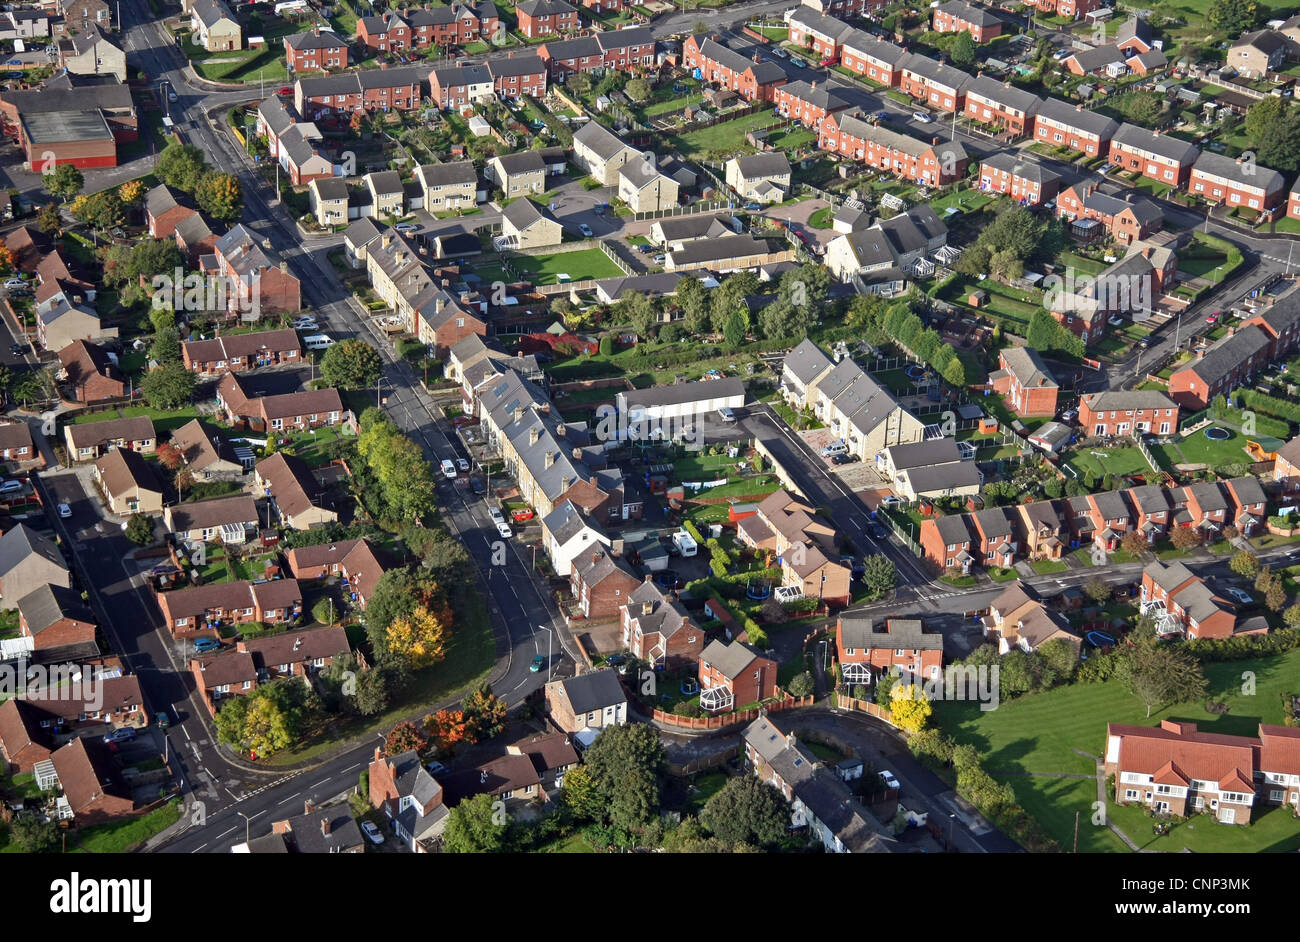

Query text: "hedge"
[1183, 626, 1300, 662]
[682, 520, 705, 545]
[1239, 390, 1300, 427]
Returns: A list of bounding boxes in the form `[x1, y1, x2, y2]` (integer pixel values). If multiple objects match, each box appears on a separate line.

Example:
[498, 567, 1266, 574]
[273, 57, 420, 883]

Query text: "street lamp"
[237, 810, 252, 845]
[948, 812, 956, 849]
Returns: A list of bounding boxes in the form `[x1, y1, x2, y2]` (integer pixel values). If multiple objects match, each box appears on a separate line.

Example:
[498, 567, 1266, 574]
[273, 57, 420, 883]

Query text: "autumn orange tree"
[0, 244, 13, 273]
[425, 709, 469, 754]
[462, 683, 506, 740]
[118, 179, 145, 204]
[195, 171, 244, 223]
[385, 720, 427, 757]
[385, 595, 452, 669]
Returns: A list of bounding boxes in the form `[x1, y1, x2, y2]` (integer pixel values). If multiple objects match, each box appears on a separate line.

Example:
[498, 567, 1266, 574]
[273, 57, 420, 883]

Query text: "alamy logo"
[593, 404, 702, 451]
[151, 268, 261, 322]
[1042, 268, 1153, 319]
[49, 873, 151, 923]
[1, 660, 105, 712]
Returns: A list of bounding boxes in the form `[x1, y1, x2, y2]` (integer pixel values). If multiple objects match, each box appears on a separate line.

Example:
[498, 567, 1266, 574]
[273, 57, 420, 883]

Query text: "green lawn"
[1030, 559, 1069, 575]
[1150, 425, 1252, 470]
[1062, 445, 1152, 482]
[1181, 232, 1243, 284]
[75, 799, 183, 853]
[668, 109, 779, 161]
[70, 406, 200, 435]
[181, 25, 302, 84]
[932, 648, 1300, 853]
[476, 248, 624, 286]
[929, 188, 997, 217]
[539, 832, 601, 853]
[808, 207, 834, 229]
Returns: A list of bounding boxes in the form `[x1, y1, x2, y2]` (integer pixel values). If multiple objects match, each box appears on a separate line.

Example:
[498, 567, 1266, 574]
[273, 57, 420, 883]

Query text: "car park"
[361, 821, 385, 845]
[194, 637, 221, 653]
[440, 459, 457, 479]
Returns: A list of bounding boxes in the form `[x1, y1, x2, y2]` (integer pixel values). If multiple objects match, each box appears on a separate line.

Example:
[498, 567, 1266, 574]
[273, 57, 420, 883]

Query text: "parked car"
[1206, 312, 1220, 324]
[789, 56, 807, 68]
[194, 637, 221, 654]
[832, 453, 858, 464]
[510, 508, 535, 523]
[578, 223, 593, 237]
[652, 254, 666, 264]
[426, 761, 448, 775]
[440, 459, 457, 479]
[277, 85, 293, 96]
[361, 821, 385, 845]
[103, 727, 136, 744]
[57, 503, 71, 518]
[496, 521, 514, 539]
[879, 496, 904, 509]
[912, 111, 934, 123]
[0, 479, 24, 494]
[771, 46, 788, 58]
[455, 458, 470, 473]
[3, 278, 24, 289]
[394, 222, 420, 233]
[488, 507, 505, 524]
[154, 712, 170, 730]
[10, 342, 24, 356]
[878, 769, 900, 790]
[470, 477, 486, 495]
[1225, 587, 1254, 605]
[868, 522, 888, 540]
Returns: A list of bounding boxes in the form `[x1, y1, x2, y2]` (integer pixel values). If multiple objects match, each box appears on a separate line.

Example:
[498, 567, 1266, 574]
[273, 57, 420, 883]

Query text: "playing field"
[479, 248, 624, 286]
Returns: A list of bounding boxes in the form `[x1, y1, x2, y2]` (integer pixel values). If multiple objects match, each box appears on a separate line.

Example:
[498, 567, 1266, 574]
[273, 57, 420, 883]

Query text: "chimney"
[313, 24, 320, 36]
[304, 799, 316, 815]
[644, 573, 654, 585]
[513, 405, 525, 423]
[321, 816, 331, 836]
[545, 451, 556, 469]
[374, 746, 383, 762]
[529, 426, 541, 446]
[561, 475, 574, 491]
[642, 598, 653, 615]
[1161, 720, 1197, 735]
[382, 233, 393, 248]
[436, 296, 445, 314]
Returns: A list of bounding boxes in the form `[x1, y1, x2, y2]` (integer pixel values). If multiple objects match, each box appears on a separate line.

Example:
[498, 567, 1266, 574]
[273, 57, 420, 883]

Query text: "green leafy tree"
[124, 513, 153, 545]
[722, 309, 747, 348]
[150, 325, 182, 364]
[155, 141, 208, 191]
[443, 793, 509, 853]
[1230, 549, 1260, 579]
[860, 553, 897, 599]
[1208, 0, 1262, 35]
[70, 190, 124, 230]
[312, 596, 338, 625]
[583, 723, 666, 833]
[35, 203, 61, 234]
[676, 275, 710, 334]
[1244, 95, 1286, 145]
[1083, 576, 1111, 604]
[1254, 112, 1300, 174]
[1121, 642, 1209, 718]
[320, 339, 383, 388]
[618, 290, 658, 339]
[625, 77, 651, 102]
[140, 360, 195, 409]
[559, 763, 603, 822]
[9, 816, 60, 853]
[699, 775, 790, 848]
[195, 171, 244, 222]
[787, 671, 814, 697]
[43, 164, 83, 201]
[1115, 90, 1162, 128]
[949, 30, 976, 66]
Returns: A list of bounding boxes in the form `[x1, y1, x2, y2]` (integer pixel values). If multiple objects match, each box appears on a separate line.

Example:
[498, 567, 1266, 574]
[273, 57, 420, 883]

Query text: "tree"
[949, 29, 976, 66]
[625, 77, 651, 102]
[385, 600, 452, 669]
[124, 513, 153, 545]
[69, 190, 124, 231]
[699, 775, 790, 848]
[1265, 576, 1287, 612]
[354, 665, 393, 715]
[1245, 95, 1287, 145]
[1254, 112, 1300, 174]
[559, 764, 603, 822]
[1229, 549, 1259, 579]
[618, 290, 658, 339]
[43, 164, 83, 201]
[118, 179, 145, 205]
[241, 683, 307, 757]
[462, 683, 506, 741]
[149, 306, 176, 334]
[1208, 0, 1262, 35]
[156, 441, 183, 472]
[140, 360, 195, 409]
[150, 326, 181, 364]
[35, 203, 61, 234]
[1284, 603, 1300, 628]
[195, 171, 244, 222]
[1170, 526, 1202, 551]
[320, 339, 383, 388]
[860, 553, 897, 600]
[385, 720, 427, 756]
[722, 309, 747, 348]
[425, 708, 471, 753]
[155, 141, 208, 192]
[443, 793, 509, 853]
[1083, 576, 1111, 605]
[312, 597, 338, 625]
[1115, 90, 1162, 128]
[1123, 641, 1209, 718]
[889, 683, 932, 732]
[366, 567, 423, 639]
[676, 275, 710, 334]
[9, 816, 59, 853]
[1121, 530, 1148, 557]
[583, 723, 665, 832]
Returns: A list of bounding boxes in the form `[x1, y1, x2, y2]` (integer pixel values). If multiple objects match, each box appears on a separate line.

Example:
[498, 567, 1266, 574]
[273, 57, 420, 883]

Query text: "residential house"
[932, 0, 1003, 42]
[1063, 44, 1127, 77]
[429, 63, 494, 110]
[206, 225, 302, 317]
[0, 674, 143, 773]
[0, 422, 37, 469]
[990, 345, 1058, 417]
[621, 578, 705, 670]
[1228, 28, 1293, 79]
[977, 152, 1060, 205]
[515, 0, 579, 38]
[774, 80, 851, 129]
[440, 754, 544, 809]
[571, 121, 638, 186]
[368, 747, 448, 851]
[415, 160, 478, 211]
[36, 300, 113, 353]
[57, 339, 125, 402]
[898, 53, 972, 112]
[507, 732, 578, 792]
[190, 0, 241, 52]
[181, 328, 302, 374]
[569, 543, 640, 620]
[163, 493, 259, 545]
[285, 538, 387, 609]
[309, 177, 349, 228]
[269, 799, 364, 853]
[485, 54, 548, 98]
[545, 669, 628, 735]
[1189, 151, 1285, 217]
[189, 649, 258, 713]
[284, 26, 349, 72]
[1168, 323, 1274, 409]
[1032, 96, 1118, 158]
[253, 452, 337, 531]
[785, 6, 854, 58]
[1108, 123, 1199, 187]
[839, 30, 908, 86]
[618, 158, 679, 213]
[538, 26, 656, 77]
[1140, 560, 1235, 640]
[819, 110, 968, 186]
[683, 35, 789, 102]
[93, 448, 163, 516]
[1017, 499, 1065, 560]
[1182, 481, 1229, 539]
[1078, 390, 1178, 437]
[697, 639, 778, 712]
[961, 74, 1040, 135]
[1223, 476, 1267, 537]
[58, 25, 126, 82]
[0, 524, 70, 609]
[1056, 182, 1163, 244]
[664, 234, 795, 274]
[982, 581, 1078, 653]
[365, 170, 406, 219]
[161, 579, 303, 637]
[1258, 725, 1300, 815]
[736, 489, 851, 606]
[1115, 16, 1154, 55]
[487, 150, 546, 198]
[16, 583, 96, 654]
[1128, 484, 1172, 544]
[725, 152, 791, 204]
[49, 737, 133, 825]
[216, 372, 346, 433]
[294, 67, 426, 119]
[169, 419, 249, 482]
[499, 197, 563, 249]
[1022, 0, 1099, 18]
[541, 500, 610, 577]
[971, 505, 1018, 568]
[63, 415, 156, 462]
[238, 625, 349, 681]
[788, 349, 926, 459]
[1087, 489, 1132, 551]
[1104, 720, 1257, 824]
[779, 337, 835, 408]
[836, 616, 943, 688]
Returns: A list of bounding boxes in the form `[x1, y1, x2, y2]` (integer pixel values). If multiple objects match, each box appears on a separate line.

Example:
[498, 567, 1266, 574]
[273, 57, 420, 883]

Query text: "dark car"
[654, 570, 684, 589]
[470, 476, 486, 495]
[10, 342, 23, 356]
[832, 453, 859, 464]
[868, 523, 888, 540]
[103, 727, 136, 744]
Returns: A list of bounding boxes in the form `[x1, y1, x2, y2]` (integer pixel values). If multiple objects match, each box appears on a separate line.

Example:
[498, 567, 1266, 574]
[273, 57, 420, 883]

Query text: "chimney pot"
[304, 799, 315, 815]
[321, 816, 331, 836]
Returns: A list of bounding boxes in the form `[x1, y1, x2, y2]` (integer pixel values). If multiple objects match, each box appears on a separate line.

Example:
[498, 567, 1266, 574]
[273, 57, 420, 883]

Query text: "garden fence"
[631, 199, 728, 221]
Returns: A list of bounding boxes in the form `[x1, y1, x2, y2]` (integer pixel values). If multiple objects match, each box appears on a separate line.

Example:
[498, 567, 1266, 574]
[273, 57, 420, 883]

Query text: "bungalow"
[49, 737, 133, 825]
[982, 581, 1078, 653]
[836, 615, 943, 688]
[0, 422, 37, 468]
[181, 328, 302, 374]
[63, 416, 155, 463]
[697, 639, 778, 712]
[893, 458, 983, 502]
[544, 668, 628, 735]
[622, 577, 705, 670]
[164, 493, 259, 545]
[1063, 44, 1127, 76]
[570, 543, 640, 621]
[169, 419, 249, 482]
[253, 452, 337, 531]
[93, 447, 164, 516]
[160, 578, 303, 637]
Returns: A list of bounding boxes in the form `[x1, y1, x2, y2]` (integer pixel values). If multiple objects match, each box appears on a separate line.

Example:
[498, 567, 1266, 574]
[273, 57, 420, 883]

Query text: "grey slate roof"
[999, 345, 1057, 388]
[15, 583, 94, 636]
[934, 513, 973, 545]
[487, 54, 546, 78]
[1179, 324, 1271, 389]
[1145, 560, 1196, 594]
[733, 152, 791, 179]
[901, 461, 983, 493]
[901, 53, 972, 91]
[560, 669, 626, 714]
[1090, 490, 1130, 522]
[695, 38, 786, 84]
[543, 500, 600, 546]
[700, 639, 763, 680]
[840, 29, 909, 66]
[493, 149, 546, 176]
[430, 63, 492, 87]
[782, 338, 834, 386]
[501, 195, 558, 231]
[965, 74, 1042, 115]
[980, 151, 1060, 187]
[885, 437, 961, 470]
[1067, 44, 1125, 74]
[573, 120, 633, 162]
[936, 0, 1001, 28]
[1080, 389, 1175, 413]
[1117, 16, 1152, 46]
[838, 616, 943, 651]
[620, 376, 744, 410]
[1034, 96, 1120, 139]
[779, 79, 850, 113]
[1186, 481, 1228, 513]
[312, 177, 348, 201]
[1112, 122, 1200, 164]
[0, 524, 67, 578]
[667, 233, 770, 266]
[1192, 150, 1284, 194]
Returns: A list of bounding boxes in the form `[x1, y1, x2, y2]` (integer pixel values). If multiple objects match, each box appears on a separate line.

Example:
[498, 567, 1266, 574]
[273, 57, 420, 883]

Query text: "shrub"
[313, 597, 339, 625]
[682, 520, 705, 544]
[852, 684, 867, 700]
[787, 671, 814, 697]
[672, 701, 702, 718]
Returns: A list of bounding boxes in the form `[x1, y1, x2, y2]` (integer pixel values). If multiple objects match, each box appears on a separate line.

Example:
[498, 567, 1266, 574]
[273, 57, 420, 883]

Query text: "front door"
[1218, 807, 1235, 824]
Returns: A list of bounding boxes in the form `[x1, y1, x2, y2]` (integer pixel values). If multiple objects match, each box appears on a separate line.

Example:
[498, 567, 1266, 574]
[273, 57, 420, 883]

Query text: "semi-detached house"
[1189, 151, 1285, 216]
[683, 35, 788, 102]
[161, 578, 303, 637]
[898, 54, 971, 112]
[818, 110, 968, 185]
[774, 80, 851, 129]
[538, 26, 655, 77]
[429, 63, 493, 110]
[1031, 96, 1119, 158]
[836, 615, 943, 688]
[839, 30, 908, 86]
[622, 578, 705, 670]
[284, 26, 348, 72]
[294, 67, 425, 120]
[932, 0, 1003, 42]
[486, 54, 547, 99]
[181, 328, 302, 374]
[1078, 389, 1178, 437]
[216, 372, 345, 433]
[961, 74, 1040, 136]
[785, 6, 854, 58]
[1108, 122, 1200, 186]
[977, 152, 1060, 205]
[515, 0, 579, 39]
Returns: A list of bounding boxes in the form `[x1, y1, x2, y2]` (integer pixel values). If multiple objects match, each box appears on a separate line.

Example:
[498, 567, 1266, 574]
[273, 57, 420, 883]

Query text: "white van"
[820, 441, 848, 457]
[303, 334, 334, 350]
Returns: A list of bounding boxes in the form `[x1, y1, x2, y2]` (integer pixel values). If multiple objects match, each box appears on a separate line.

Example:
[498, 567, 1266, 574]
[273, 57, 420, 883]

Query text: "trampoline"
[1204, 427, 1231, 441]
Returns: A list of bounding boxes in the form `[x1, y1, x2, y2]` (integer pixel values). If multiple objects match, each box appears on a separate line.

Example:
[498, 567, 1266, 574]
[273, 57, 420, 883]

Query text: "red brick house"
[143, 183, 199, 239]
[990, 345, 1058, 417]
[284, 26, 348, 72]
[538, 27, 655, 78]
[1086, 490, 1132, 551]
[1105, 720, 1256, 824]
[1032, 97, 1119, 159]
[1168, 324, 1273, 410]
[355, 12, 411, 52]
[570, 544, 640, 620]
[961, 74, 1040, 135]
[207, 224, 302, 317]
[0, 421, 38, 467]
[1078, 390, 1178, 437]
[786, 6, 854, 59]
[515, 0, 579, 38]
[1023, 0, 1099, 19]
[839, 30, 908, 86]
[1259, 725, 1300, 815]
[16, 583, 96, 652]
[50, 737, 134, 825]
[285, 538, 387, 610]
[294, 67, 426, 120]
[1182, 481, 1229, 537]
[836, 615, 943, 688]
[977, 152, 1059, 205]
[919, 513, 976, 574]
[1140, 560, 1238, 640]
[1056, 182, 1163, 244]
[428, 63, 493, 109]
[898, 53, 972, 112]
[697, 639, 777, 712]
[238, 625, 349, 681]
[216, 372, 345, 433]
[1223, 476, 1267, 536]
[0, 675, 145, 773]
[932, 0, 1003, 42]
[621, 578, 704, 670]
[57, 339, 126, 402]
[190, 649, 258, 715]
[181, 328, 302, 374]
[774, 80, 852, 129]
[157, 579, 304, 637]
[1189, 151, 1285, 217]
[818, 109, 968, 185]
[368, 747, 448, 851]
[971, 506, 1017, 568]
[1128, 484, 1172, 544]
[486, 54, 548, 99]
[1108, 123, 1200, 187]
[684, 35, 788, 102]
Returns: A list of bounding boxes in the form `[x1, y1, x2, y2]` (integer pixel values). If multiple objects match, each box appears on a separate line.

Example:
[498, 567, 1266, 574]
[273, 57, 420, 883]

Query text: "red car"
[820, 56, 838, 67]
[277, 86, 292, 96]
[1206, 312, 1220, 324]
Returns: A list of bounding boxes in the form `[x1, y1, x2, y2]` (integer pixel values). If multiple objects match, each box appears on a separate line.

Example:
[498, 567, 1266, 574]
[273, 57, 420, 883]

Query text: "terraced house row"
[919, 475, 1268, 575]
